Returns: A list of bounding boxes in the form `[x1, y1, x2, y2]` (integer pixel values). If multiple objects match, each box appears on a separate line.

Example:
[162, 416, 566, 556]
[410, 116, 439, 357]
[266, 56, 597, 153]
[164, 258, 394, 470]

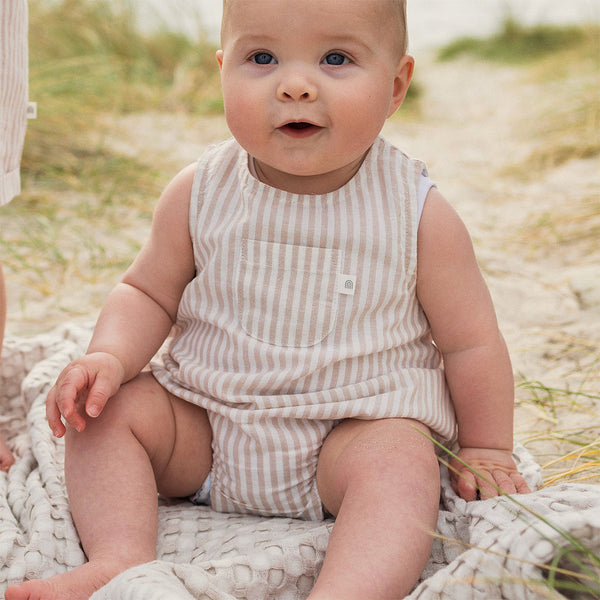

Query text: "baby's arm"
[416, 188, 530, 500]
[47, 164, 198, 437]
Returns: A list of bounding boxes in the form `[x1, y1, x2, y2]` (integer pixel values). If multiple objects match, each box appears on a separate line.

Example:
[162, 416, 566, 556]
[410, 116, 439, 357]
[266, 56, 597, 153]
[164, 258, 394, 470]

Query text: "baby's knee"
[338, 419, 439, 486]
[366, 442, 438, 490]
[320, 419, 439, 520]
[83, 372, 168, 431]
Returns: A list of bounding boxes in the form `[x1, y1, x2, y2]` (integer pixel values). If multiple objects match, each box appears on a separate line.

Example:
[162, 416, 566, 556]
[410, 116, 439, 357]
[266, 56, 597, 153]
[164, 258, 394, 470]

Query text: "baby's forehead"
[222, 0, 398, 22]
[222, 0, 400, 35]
[221, 0, 405, 47]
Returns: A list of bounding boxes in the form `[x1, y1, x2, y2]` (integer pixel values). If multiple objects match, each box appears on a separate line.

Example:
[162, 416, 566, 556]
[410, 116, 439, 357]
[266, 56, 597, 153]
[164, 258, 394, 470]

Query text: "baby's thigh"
[153, 389, 212, 498]
[97, 372, 212, 497]
[316, 418, 440, 517]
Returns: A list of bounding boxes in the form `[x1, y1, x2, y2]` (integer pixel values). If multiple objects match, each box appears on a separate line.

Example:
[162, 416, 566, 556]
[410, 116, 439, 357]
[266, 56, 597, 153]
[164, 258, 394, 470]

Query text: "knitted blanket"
[1, 324, 598, 599]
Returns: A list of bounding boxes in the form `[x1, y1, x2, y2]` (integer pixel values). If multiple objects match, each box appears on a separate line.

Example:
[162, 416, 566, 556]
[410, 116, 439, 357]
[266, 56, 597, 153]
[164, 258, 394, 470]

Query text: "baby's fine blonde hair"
[221, 0, 409, 56]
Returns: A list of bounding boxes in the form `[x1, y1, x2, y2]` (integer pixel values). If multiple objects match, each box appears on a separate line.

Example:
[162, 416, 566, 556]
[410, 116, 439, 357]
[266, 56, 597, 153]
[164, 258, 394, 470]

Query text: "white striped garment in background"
[1, 0, 28, 205]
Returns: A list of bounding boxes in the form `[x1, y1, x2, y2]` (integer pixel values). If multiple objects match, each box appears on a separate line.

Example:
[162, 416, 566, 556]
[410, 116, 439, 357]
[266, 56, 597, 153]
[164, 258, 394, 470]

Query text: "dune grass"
[1, 0, 224, 316]
[516, 375, 600, 487]
[436, 439, 600, 598]
[511, 194, 600, 266]
[437, 17, 593, 64]
[438, 18, 600, 176]
[23, 0, 222, 194]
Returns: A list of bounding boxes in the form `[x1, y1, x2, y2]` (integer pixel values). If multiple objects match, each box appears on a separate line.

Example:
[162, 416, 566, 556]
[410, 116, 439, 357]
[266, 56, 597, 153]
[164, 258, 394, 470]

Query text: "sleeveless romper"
[152, 136, 457, 520]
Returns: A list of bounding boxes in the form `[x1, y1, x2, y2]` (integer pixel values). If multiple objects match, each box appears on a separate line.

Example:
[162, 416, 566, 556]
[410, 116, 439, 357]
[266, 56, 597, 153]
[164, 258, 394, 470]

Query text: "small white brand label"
[338, 274, 356, 296]
[27, 102, 37, 119]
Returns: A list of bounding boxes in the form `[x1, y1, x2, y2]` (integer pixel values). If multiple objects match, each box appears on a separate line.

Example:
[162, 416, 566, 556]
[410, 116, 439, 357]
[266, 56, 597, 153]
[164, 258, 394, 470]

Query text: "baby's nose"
[277, 67, 318, 102]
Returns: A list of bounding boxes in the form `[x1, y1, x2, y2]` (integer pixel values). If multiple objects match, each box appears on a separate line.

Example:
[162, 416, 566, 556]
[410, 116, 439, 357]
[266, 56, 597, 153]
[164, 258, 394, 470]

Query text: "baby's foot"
[0, 436, 15, 471]
[4, 559, 128, 600]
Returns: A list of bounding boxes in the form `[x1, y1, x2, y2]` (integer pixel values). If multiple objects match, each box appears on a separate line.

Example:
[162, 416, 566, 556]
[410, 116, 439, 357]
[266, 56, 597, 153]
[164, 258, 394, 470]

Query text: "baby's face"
[218, 0, 412, 194]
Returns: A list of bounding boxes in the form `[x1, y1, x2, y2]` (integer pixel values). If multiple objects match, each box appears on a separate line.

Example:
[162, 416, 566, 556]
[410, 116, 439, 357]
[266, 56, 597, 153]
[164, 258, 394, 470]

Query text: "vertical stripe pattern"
[153, 136, 457, 520]
[0, 0, 28, 205]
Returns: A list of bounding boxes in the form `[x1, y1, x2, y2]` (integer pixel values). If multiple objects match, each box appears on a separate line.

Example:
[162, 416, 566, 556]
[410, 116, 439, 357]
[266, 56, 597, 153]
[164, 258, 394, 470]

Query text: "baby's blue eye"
[324, 53, 348, 66]
[252, 52, 275, 65]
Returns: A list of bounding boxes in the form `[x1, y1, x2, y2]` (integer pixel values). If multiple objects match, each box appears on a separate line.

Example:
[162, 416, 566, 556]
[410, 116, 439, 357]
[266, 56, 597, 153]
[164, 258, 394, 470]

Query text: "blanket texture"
[1, 324, 598, 599]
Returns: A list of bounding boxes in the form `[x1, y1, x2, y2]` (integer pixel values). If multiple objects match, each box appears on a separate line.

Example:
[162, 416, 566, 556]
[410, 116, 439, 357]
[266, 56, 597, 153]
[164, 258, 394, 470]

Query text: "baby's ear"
[216, 49, 224, 70]
[388, 55, 414, 117]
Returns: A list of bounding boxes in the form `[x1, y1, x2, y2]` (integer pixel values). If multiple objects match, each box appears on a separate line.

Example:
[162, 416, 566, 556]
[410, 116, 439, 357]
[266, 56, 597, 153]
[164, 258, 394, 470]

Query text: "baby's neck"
[251, 154, 368, 195]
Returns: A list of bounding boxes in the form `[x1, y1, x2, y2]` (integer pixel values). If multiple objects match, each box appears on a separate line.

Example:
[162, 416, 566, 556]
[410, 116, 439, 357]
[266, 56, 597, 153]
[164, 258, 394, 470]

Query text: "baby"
[6, 0, 531, 598]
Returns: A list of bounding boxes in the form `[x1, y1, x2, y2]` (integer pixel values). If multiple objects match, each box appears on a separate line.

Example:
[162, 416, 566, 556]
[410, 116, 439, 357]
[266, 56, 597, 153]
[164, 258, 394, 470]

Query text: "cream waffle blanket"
[1, 324, 598, 599]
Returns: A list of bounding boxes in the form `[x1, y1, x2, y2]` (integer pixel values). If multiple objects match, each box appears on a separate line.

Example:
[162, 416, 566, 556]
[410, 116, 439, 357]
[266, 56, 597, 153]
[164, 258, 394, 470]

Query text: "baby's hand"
[46, 352, 125, 437]
[449, 447, 531, 501]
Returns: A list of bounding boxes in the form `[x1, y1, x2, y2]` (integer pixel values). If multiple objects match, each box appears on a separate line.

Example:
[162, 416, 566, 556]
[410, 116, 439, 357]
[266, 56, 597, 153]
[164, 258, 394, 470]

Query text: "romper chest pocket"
[236, 239, 341, 347]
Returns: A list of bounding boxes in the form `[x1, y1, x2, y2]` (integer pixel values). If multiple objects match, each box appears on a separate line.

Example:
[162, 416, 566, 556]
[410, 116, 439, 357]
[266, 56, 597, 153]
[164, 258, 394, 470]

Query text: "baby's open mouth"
[279, 122, 323, 136]
[286, 122, 313, 129]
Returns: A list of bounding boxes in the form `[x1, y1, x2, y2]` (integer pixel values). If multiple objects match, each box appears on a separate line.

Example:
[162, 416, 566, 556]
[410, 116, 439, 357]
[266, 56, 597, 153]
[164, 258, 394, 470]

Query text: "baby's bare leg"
[312, 418, 440, 600]
[5, 372, 212, 600]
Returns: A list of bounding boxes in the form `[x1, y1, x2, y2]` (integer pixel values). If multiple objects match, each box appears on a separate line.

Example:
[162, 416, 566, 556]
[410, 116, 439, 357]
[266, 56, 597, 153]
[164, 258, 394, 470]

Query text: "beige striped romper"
[152, 136, 457, 521]
[1, 0, 28, 205]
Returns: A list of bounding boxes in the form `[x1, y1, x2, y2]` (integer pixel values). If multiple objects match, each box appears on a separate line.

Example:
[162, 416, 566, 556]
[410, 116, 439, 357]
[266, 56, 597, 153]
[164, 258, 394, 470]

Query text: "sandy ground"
[3, 54, 599, 482]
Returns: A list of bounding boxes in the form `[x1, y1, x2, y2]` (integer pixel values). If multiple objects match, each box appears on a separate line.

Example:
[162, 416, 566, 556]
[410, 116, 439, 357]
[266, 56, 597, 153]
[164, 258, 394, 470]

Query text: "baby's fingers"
[84, 372, 118, 418]
[456, 469, 498, 500]
[475, 471, 502, 500]
[473, 469, 532, 500]
[46, 383, 87, 436]
[46, 386, 66, 437]
[451, 466, 478, 501]
[510, 471, 531, 495]
[479, 468, 532, 498]
[50, 365, 90, 433]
